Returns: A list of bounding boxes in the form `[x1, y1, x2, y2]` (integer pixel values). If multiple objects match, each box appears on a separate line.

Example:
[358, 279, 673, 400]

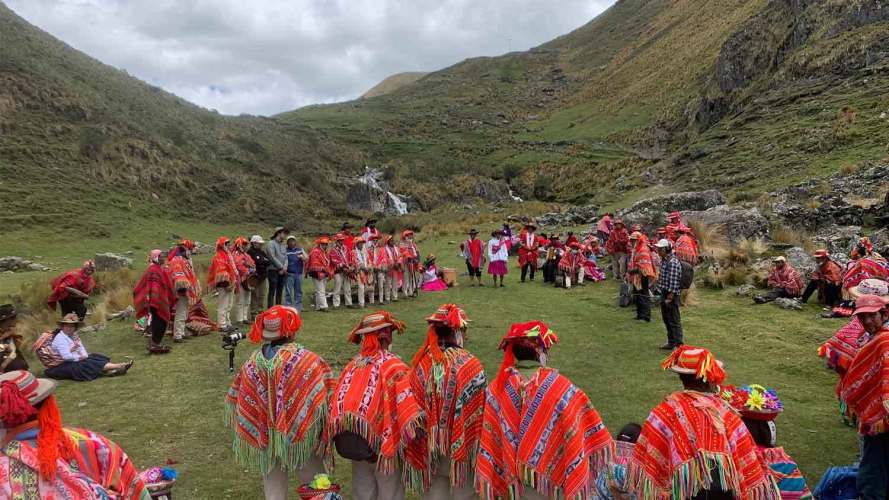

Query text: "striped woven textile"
[133, 263, 176, 323]
[756, 447, 812, 499]
[329, 350, 427, 491]
[818, 316, 866, 375]
[840, 329, 889, 436]
[411, 347, 486, 488]
[628, 391, 780, 500]
[674, 235, 699, 265]
[476, 366, 614, 500]
[167, 255, 202, 304]
[225, 343, 334, 473]
[843, 256, 889, 289]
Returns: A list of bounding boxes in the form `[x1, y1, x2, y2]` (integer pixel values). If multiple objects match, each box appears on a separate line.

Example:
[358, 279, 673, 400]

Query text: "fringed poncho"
[329, 350, 427, 490]
[411, 347, 486, 488]
[628, 391, 779, 500]
[225, 343, 334, 473]
[476, 367, 614, 500]
[840, 329, 889, 436]
[133, 263, 176, 322]
[756, 447, 812, 500]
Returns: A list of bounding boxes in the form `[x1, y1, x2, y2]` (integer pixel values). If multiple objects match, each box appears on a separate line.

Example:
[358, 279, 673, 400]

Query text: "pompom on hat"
[720, 384, 784, 421]
[661, 345, 726, 385]
[412, 304, 469, 367]
[492, 321, 559, 393]
[249, 305, 302, 343]
[316, 236, 331, 245]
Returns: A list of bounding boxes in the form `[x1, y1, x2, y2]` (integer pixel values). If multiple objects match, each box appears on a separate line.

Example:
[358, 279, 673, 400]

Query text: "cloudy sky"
[7, 0, 614, 116]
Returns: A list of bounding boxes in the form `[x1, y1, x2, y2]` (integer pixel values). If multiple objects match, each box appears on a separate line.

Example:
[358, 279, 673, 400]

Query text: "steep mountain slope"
[0, 2, 363, 231]
[362, 72, 428, 98]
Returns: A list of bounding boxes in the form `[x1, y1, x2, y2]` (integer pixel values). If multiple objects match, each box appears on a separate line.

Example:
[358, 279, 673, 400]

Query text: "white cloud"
[6, 0, 615, 115]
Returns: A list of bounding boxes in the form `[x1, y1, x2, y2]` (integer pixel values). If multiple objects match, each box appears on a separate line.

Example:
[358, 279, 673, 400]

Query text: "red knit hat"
[412, 304, 469, 367]
[249, 306, 302, 343]
[661, 345, 726, 384]
[492, 321, 558, 393]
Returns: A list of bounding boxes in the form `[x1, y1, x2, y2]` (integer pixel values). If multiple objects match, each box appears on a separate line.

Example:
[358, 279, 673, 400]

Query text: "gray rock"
[191, 241, 212, 255]
[108, 305, 135, 321]
[774, 297, 803, 311]
[537, 204, 599, 227]
[0, 256, 27, 272]
[784, 247, 816, 277]
[812, 225, 862, 254]
[682, 205, 770, 241]
[736, 284, 755, 296]
[617, 190, 726, 227]
[345, 168, 413, 215]
[93, 252, 133, 271]
[27, 263, 49, 272]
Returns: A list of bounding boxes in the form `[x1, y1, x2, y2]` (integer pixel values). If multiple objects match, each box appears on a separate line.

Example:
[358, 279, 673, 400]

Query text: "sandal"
[149, 344, 172, 354]
[123, 357, 135, 373]
[104, 367, 126, 377]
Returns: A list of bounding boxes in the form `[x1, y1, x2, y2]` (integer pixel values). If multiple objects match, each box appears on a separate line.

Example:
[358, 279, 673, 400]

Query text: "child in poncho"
[225, 305, 333, 500]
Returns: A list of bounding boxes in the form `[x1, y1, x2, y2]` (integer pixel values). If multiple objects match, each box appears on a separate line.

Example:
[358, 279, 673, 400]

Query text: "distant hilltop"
[361, 72, 428, 98]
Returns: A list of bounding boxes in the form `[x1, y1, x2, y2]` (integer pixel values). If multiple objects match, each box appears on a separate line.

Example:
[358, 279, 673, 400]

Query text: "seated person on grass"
[33, 313, 133, 381]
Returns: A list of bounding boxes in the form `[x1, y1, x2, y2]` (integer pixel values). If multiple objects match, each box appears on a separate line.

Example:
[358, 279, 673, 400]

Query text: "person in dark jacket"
[247, 234, 271, 318]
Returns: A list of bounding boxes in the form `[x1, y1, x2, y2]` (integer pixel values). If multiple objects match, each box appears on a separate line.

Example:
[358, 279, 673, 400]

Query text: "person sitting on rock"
[754, 256, 803, 304]
[801, 249, 843, 307]
[47, 260, 96, 321]
[0, 304, 28, 372]
[33, 314, 133, 381]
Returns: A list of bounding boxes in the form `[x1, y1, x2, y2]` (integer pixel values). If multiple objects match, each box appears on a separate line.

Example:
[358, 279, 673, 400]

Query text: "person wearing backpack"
[655, 239, 684, 350]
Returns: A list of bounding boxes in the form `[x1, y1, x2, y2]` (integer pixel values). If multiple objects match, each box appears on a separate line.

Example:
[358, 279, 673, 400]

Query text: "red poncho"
[518, 231, 540, 268]
[840, 329, 889, 436]
[225, 343, 334, 473]
[133, 262, 176, 323]
[47, 269, 95, 310]
[375, 245, 401, 273]
[461, 239, 484, 268]
[476, 366, 614, 500]
[628, 237, 657, 289]
[558, 251, 585, 274]
[329, 350, 427, 490]
[628, 391, 778, 500]
[812, 259, 843, 285]
[411, 348, 486, 488]
[767, 264, 803, 296]
[167, 255, 201, 304]
[674, 234, 699, 265]
[606, 228, 630, 255]
[819, 316, 867, 375]
[233, 250, 255, 286]
[307, 246, 332, 279]
[328, 245, 353, 275]
[207, 239, 239, 291]
[400, 240, 421, 272]
[843, 256, 889, 289]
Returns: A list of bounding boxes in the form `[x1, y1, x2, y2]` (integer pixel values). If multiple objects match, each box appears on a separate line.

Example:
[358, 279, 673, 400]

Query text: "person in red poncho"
[664, 211, 690, 243]
[47, 260, 96, 321]
[673, 226, 699, 265]
[376, 236, 402, 303]
[476, 321, 614, 500]
[628, 346, 780, 500]
[0, 370, 149, 499]
[329, 311, 427, 500]
[628, 231, 657, 322]
[231, 237, 256, 324]
[460, 229, 485, 287]
[133, 250, 175, 354]
[410, 304, 485, 500]
[399, 230, 421, 298]
[207, 237, 240, 332]
[518, 223, 541, 282]
[329, 234, 356, 309]
[801, 249, 843, 306]
[306, 237, 332, 312]
[559, 242, 587, 288]
[606, 220, 630, 281]
[167, 239, 214, 340]
[754, 256, 803, 304]
[225, 306, 333, 500]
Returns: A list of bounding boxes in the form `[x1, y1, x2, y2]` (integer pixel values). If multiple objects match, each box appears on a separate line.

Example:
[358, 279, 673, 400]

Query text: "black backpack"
[680, 261, 695, 289]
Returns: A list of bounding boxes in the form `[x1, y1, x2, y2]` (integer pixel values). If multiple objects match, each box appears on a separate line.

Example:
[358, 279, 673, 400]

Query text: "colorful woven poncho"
[476, 366, 614, 500]
[674, 234, 699, 265]
[225, 343, 334, 473]
[756, 447, 812, 500]
[818, 317, 867, 375]
[133, 262, 176, 323]
[839, 329, 889, 436]
[167, 255, 201, 304]
[628, 235, 658, 289]
[206, 237, 239, 291]
[329, 350, 427, 490]
[628, 391, 779, 500]
[842, 256, 889, 289]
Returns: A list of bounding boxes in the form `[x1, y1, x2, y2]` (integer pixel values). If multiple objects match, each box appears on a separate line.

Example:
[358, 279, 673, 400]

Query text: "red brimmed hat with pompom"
[349, 311, 406, 355]
[248, 305, 302, 343]
[491, 321, 559, 392]
[411, 304, 469, 367]
[661, 345, 726, 385]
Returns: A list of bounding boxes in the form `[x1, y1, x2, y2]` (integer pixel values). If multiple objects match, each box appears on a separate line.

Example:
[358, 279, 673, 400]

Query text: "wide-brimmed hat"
[425, 254, 436, 262]
[333, 234, 346, 242]
[492, 229, 503, 237]
[499, 321, 559, 352]
[849, 279, 889, 299]
[661, 345, 725, 384]
[771, 256, 786, 263]
[341, 222, 354, 230]
[57, 313, 82, 326]
[348, 311, 406, 344]
[365, 218, 377, 225]
[613, 219, 625, 226]
[0, 304, 17, 323]
[468, 228, 479, 235]
[853, 294, 889, 315]
[401, 229, 414, 239]
[271, 226, 289, 238]
[426, 303, 468, 328]
[655, 239, 672, 249]
[721, 384, 784, 421]
[316, 236, 331, 245]
[0, 370, 56, 406]
[286, 235, 297, 242]
[353, 236, 366, 245]
[813, 249, 829, 258]
[250, 234, 265, 244]
[628, 231, 643, 240]
[248, 305, 302, 343]
[524, 222, 537, 229]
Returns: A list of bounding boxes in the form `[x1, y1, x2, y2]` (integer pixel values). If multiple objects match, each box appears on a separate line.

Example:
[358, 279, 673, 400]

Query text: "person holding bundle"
[306, 237, 332, 312]
[47, 260, 96, 321]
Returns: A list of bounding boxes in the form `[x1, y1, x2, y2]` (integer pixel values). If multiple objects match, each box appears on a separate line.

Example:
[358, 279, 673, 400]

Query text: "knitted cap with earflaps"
[411, 304, 469, 367]
[248, 306, 302, 343]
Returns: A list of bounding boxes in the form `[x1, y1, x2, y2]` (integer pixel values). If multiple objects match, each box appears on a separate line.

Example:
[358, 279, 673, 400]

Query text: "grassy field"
[2, 226, 860, 498]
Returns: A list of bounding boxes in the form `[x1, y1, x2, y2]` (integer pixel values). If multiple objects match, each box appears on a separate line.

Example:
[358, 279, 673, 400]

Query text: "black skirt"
[45, 353, 110, 381]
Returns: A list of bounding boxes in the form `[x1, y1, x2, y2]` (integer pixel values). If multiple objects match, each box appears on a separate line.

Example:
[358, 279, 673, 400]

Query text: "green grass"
[6, 230, 859, 498]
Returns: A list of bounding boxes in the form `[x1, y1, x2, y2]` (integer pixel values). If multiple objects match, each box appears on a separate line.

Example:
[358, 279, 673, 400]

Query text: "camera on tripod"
[221, 331, 246, 374]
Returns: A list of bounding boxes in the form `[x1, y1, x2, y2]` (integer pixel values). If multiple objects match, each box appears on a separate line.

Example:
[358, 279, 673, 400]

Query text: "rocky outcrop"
[784, 247, 816, 277]
[811, 225, 863, 254]
[94, 252, 132, 271]
[345, 168, 413, 215]
[537, 205, 599, 227]
[682, 205, 770, 241]
[617, 190, 726, 227]
[0, 256, 49, 272]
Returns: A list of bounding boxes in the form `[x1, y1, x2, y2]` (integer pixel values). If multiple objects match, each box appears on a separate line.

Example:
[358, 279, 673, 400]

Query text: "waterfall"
[387, 192, 409, 215]
[508, 186, 523, 202]
[351, 166, 411, 215]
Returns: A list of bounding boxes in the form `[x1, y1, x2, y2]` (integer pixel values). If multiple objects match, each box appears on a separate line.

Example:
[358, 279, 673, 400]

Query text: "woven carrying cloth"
[628, 391, 779, 500]
[225, 343, 334, 473]
[328, 350, 428, 491]
[756, 447, 812, 499]
[818, 316, 867, 374]
[476, 366, 614, 500]
[839, 328, 889, 436]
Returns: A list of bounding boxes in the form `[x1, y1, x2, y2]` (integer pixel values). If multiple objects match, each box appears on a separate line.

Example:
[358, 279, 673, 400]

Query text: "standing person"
[673, 227, 700, 265]
[0, 304, 28, 372]
[207, 236, 240, 333]
[225, 306, 333, 500]
[266, 227, 289, 308]
[167, 240, 202, 342]
[382, 236, 402, 302]
[754, 256, 803, 304]
[351, 237, 371, 308]
[664, 212, 689, 242]
[460, 229, 485, 287]
[0, 370, 149, 499]
[338, 222, 356, 252]
[400, 230, 421, 298]
[247, 235, 271, 318]
[410, 304, 485, 500]
[283, 236, 307, 311]
[306, 237, 332, 312]
[628, 231, 657, 323]
[596, 212, 614, 246]
[231, 237, 256, 325]
[606, 220, 630, 281]
[518, 223, 541, 282]
[501, 223, 515, 252]
[802, 249, 843, 306]
[655, 239, 683, 350]
[487, 230, 509, 288]
[133, 250, 175, 354]
[374, 235, 395, 303]
[543, 234, 564, 284]
[364, 235, 381, 305]
[361, 218, 380, 242]
[476, 321, 614, 500]
[329, 311, 427, 500]
[47, 260, 96, 321]
[330, 234, 355, 309]
[628, 346, 780, 499]
[839, 294, 889, 498]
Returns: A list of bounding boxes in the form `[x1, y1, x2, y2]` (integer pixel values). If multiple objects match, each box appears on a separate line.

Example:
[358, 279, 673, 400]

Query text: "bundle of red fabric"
[47, 263, 96, 310]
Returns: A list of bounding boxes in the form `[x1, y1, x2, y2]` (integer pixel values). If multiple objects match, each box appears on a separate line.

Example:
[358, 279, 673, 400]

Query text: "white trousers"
[424, 457, 476, 500]
[355, 280, 366, 307]
[365, 274, 375, 304]
[261, 455, 326, 500]
[402, 270, 416, 297]
[217, 288, 233, 328]
[174, 296, 188, 340]
[564, 268, 585, 289]
[389, 273, 399, 302]
[236, 288, 251, 323]
[332, 274, 353, 308]
[376, 271, 390, 303]
[351, 461, 404, 500]
[313, 278, 328, 310]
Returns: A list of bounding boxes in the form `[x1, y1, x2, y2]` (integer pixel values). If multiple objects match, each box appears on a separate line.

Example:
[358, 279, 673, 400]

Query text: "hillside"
[362, 72, 428, 98]
[0, 2, 364, 233]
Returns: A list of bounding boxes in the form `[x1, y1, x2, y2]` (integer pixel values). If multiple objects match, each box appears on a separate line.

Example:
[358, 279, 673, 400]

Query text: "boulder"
[191, 241, 212, 255]
[811, 225, 862, 254]
[536, 205, 599, 227]
[27, 263, 49, 272]
[773, 297, 803, 311]
[736, 284, 755, 296]
[0, 256, 27, 272]
[682, 205, 770, 241]
[617, 190, 726, 227]
[94, 252, 133, 271]
[783, 247, 816, 277]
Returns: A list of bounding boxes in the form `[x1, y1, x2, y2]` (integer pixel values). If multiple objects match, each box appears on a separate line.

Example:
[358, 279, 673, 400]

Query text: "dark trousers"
[59, 297, 86, 320]
[521, 263, 537, 282]
[690, 468, 734, 499]
[858, 431, 889, 499]
[756, 287, 793, 303]
[542, 261, 558, 283]
[635, 276, 651, 321]
[148, 307, 167, 344]
[597, 231, 609, 245]
[661, 297, 683, 346]
[267, 269, 285, 308]
[801, 280, 842, 306]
